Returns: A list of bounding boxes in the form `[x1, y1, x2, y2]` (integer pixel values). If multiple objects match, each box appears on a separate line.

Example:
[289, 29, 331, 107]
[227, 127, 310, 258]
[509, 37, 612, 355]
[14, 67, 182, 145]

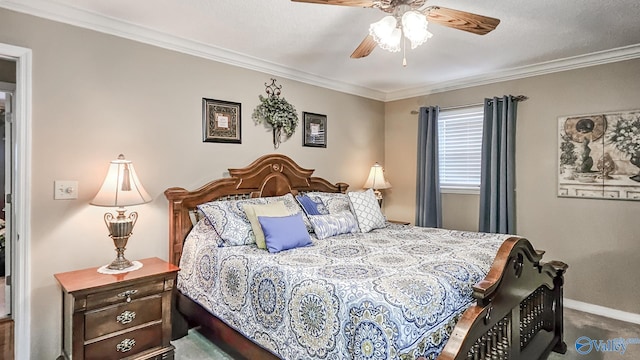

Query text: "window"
[438, 106, 484, 192]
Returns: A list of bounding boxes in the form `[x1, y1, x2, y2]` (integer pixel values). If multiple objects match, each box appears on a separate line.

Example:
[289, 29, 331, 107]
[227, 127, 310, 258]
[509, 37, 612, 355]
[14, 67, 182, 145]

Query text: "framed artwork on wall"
[202, 98, 241, 143]
[303, 112, 327, 148]
[558, 109, 640, 200]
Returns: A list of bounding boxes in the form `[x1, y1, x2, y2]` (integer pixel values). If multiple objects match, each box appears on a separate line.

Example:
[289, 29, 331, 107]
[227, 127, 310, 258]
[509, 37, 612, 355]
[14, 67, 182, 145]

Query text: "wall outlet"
[54, 180, 78, 200]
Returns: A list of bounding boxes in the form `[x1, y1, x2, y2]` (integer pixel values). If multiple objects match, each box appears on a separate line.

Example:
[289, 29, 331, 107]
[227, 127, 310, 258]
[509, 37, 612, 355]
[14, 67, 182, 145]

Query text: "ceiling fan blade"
[291, 0, 375, 7]
[351, 34, 377, 59]
[425, 7, 500, 35]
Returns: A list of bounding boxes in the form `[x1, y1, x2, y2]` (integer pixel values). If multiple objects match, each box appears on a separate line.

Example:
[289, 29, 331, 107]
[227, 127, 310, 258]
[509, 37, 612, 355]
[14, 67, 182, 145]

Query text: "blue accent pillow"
[258, 213, 312, 253]
[295, 194, 323, 216]
[306, 192, 349, 215]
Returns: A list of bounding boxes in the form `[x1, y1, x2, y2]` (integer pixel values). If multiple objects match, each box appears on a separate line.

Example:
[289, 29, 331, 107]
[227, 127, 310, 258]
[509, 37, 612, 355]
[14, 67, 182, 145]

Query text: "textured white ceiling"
[3, 0, 640, 100]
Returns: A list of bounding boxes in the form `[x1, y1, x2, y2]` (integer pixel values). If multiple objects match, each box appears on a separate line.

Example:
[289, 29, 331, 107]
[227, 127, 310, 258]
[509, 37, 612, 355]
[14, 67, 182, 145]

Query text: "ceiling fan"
[291, 0, 500, 60]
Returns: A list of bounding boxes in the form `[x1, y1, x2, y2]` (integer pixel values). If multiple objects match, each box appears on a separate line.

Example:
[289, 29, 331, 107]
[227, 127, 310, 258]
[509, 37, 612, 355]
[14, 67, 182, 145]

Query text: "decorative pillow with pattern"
[263, 193, 313, 232]
[197, 197, 267, 246]
[295, 194, 323, 216]
[308, 212, 359, 240]
[306, 192, 350, 215]
[190, 216, 224, 247]
[348, 189, 387, 233]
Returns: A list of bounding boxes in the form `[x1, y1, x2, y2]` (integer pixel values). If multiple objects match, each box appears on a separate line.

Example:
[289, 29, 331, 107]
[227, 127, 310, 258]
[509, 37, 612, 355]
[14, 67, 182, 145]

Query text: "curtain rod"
[409, 95, 528, 115]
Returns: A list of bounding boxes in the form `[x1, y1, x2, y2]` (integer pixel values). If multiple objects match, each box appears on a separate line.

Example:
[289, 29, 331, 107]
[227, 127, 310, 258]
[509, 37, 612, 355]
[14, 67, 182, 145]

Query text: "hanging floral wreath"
[252, 79, 299, 149]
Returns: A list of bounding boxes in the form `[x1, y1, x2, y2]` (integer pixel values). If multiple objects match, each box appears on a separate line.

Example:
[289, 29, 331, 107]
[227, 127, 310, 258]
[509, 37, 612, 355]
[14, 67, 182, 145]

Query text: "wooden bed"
[165, 153, 568, 360]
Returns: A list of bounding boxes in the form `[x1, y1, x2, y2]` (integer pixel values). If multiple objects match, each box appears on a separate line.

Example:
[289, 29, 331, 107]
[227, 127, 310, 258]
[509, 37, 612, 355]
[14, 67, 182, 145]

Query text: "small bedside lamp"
[91, 154, 151, 270]
[363, 162, 391, 206]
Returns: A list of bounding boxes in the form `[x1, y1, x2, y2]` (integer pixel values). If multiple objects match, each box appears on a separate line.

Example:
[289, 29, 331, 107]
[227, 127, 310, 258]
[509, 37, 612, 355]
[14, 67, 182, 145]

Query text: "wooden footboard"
[438, 237, 568, 360]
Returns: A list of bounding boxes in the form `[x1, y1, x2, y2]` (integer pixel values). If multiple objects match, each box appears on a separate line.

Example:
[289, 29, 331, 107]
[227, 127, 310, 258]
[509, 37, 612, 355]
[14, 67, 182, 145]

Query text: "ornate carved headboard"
[164, 154, 349, 266]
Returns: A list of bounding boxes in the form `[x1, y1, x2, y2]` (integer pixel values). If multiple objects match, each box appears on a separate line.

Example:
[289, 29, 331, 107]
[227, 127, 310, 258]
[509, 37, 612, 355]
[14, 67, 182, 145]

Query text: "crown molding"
[2, 0, 639, 103]
[384, 44, 640, 101]
[0, 0, 387, 101]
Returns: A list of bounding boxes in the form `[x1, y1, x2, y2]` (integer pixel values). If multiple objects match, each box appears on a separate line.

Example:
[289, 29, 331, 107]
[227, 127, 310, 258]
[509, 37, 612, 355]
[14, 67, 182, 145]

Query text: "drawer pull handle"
[116, 338, 136, 353]
[117, 289, 138, 303]
[116, 310, 136, 325]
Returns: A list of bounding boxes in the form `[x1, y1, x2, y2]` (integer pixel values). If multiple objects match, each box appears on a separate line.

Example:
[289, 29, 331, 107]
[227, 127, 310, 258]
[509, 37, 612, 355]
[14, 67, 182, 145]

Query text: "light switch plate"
[54, 180, 78, 200]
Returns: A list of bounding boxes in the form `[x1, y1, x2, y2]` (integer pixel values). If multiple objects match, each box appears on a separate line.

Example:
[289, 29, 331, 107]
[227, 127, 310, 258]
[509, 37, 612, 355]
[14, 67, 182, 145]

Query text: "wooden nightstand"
[54, 257, 179, 360]
[388, 220, 411, 225]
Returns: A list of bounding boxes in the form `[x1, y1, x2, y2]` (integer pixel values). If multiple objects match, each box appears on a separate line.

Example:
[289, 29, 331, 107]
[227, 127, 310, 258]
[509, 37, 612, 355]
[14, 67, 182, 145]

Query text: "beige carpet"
[174, 328, 234, 360]
[174, 308, 640, 359]
[549, 308, 640, 360]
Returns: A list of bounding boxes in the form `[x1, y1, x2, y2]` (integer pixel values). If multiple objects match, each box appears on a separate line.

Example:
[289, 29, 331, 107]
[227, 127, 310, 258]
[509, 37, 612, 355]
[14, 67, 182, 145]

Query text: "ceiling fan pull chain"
[402, 36, 407, 67]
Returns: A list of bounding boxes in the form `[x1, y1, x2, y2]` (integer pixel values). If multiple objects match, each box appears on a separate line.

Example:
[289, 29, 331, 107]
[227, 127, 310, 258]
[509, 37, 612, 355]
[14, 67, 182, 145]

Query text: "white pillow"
[348, 189, 386, 233]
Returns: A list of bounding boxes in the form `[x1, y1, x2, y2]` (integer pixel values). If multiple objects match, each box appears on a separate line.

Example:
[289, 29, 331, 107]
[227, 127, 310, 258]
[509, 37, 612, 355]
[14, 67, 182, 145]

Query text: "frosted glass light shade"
[402, 11, 433, 49]
[370, 11, 433, 54]
[369, 16, 401, 52]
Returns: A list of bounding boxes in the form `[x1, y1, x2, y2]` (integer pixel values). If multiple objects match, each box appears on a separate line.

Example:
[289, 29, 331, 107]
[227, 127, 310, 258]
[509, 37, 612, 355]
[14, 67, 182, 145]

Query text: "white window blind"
[438, 106, 484, 190]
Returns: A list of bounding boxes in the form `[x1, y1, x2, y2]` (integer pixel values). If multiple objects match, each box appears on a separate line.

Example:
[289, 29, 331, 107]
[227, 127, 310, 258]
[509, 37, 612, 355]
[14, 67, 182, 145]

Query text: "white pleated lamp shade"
[91, 154, 152, 207]
[363, 163, 392, 190]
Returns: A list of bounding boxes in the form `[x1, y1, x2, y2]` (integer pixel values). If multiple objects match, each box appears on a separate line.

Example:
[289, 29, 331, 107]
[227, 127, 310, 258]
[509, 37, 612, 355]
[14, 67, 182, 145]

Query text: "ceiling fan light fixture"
[402, 10, 433, 49]
[369, 16, 401, 52]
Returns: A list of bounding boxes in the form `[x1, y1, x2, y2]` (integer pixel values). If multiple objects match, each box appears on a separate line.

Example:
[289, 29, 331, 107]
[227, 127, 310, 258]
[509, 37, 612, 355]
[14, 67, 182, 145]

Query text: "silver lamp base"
[104, 208, 138, 271]
[108, 235, 134, 270]
[373, 189, 383, 207]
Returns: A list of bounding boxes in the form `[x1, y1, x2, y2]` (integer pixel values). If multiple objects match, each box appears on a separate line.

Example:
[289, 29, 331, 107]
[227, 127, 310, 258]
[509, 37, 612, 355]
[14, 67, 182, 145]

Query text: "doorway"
[0, 43, 32, 360]
[0, 59, 16, 359]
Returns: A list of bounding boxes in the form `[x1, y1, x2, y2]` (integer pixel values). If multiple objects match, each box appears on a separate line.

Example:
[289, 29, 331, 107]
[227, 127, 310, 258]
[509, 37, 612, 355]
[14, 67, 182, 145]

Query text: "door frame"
[0, 43, 32, 360]
[0, 85, 15, 316]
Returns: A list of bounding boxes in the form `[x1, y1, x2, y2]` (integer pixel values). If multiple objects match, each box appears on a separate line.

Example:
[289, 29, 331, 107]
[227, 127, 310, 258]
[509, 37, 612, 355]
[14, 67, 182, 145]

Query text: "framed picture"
[557, 109, 640, 200]
[202, 98, 241, 143]
[303, 112, 327, 148]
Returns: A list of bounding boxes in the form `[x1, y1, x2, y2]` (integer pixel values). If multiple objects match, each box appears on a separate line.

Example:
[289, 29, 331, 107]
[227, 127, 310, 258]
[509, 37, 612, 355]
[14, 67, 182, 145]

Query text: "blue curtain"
[415, 106, 442, 228]
[479, 96, 517, 234]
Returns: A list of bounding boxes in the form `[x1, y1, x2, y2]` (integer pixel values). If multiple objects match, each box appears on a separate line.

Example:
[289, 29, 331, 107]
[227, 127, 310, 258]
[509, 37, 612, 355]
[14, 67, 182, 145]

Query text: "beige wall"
[2, 4, 638, 357]
[385, 59, 640, 315]
[0, 8, 384, 358]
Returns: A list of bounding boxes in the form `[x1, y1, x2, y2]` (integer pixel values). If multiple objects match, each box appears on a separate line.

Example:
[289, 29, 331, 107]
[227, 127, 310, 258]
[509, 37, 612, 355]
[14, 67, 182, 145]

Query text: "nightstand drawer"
[85, 295, 162, 340]
[86, 281, 165, 309]
[55, 258, 179, 360]
[84, 323, 162, 360]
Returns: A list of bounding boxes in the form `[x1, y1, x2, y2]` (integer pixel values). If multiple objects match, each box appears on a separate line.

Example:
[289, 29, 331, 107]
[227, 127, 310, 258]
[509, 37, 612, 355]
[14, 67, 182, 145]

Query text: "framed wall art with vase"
[303, 112, 327, 148]
[558, 109, 640, 200]
[202, 98, 242, 143]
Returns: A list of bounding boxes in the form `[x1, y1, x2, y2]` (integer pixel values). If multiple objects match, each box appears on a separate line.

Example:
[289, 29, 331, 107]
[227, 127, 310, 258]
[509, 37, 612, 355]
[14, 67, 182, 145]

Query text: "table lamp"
[363, 162, 391, 206]
[91, 154, 151, 270]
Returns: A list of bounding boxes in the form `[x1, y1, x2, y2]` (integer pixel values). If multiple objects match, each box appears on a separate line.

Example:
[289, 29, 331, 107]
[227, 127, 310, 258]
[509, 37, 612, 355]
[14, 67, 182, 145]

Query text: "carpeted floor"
[173, 328, 234, 360]
[548, 308, 640, 360]
[173, 308, 640, 359]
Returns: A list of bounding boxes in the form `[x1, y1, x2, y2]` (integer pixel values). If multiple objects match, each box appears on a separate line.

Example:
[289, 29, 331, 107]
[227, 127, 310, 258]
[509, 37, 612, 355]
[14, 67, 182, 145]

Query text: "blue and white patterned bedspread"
[177, 222, 511, 359]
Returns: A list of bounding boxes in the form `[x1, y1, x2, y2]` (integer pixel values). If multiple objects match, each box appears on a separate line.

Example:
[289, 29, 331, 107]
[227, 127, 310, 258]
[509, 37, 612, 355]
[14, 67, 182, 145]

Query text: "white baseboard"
[564, 298, 640, 325]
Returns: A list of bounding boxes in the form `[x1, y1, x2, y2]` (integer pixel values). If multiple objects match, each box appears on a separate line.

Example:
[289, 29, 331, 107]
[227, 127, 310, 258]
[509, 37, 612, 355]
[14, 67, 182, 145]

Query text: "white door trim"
[0, 43, 32, 360]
